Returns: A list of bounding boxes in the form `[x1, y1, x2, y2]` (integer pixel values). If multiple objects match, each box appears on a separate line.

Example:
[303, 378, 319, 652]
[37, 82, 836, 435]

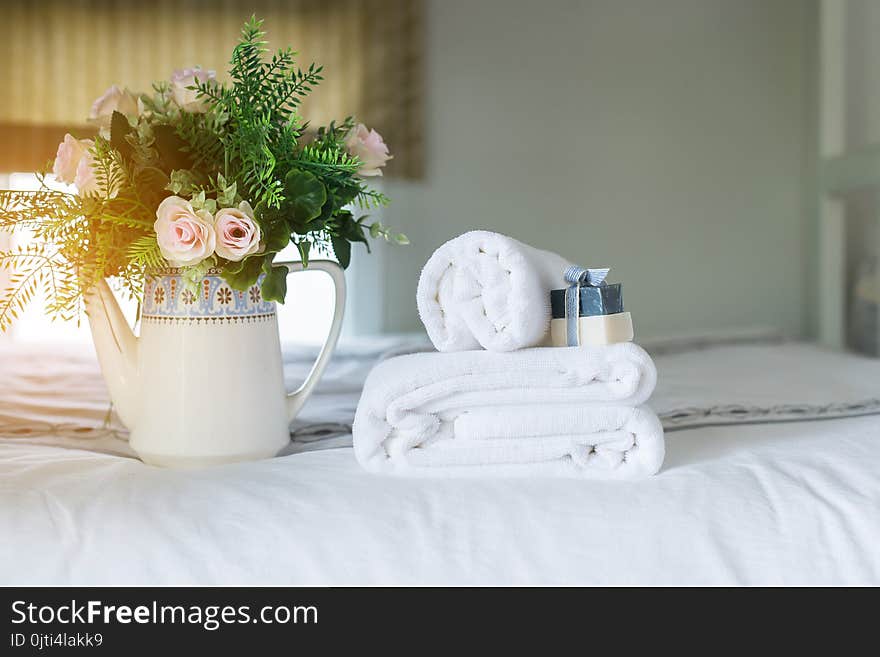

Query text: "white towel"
[417, 231, 572, 352]
[353, 343, 664, 479]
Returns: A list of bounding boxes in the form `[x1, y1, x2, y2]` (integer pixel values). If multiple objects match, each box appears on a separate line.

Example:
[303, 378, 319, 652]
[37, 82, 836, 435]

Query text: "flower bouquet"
[0, 16, 407, 331]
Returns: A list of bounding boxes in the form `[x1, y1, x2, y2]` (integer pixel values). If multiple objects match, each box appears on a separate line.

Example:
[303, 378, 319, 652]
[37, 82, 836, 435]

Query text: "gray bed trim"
[660, 398, 880, 432]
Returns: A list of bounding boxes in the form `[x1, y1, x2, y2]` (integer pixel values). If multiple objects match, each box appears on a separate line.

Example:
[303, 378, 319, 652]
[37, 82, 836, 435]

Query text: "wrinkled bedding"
[1, 337, 879, 585]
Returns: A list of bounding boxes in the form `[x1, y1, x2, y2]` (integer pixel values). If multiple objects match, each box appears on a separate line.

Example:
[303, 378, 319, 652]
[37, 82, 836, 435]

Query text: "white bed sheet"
[1, 338, 879, 585]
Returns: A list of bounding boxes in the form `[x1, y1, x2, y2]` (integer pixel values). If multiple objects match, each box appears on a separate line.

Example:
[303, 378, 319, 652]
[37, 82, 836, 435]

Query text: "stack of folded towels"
[353, 230, 664, 479]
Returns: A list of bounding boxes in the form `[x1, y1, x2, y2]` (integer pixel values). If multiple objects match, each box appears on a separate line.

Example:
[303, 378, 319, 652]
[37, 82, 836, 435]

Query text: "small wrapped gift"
[549, 266, 634, 347]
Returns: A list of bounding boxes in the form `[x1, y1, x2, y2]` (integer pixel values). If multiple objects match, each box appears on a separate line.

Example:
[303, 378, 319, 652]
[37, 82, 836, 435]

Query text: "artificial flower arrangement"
[0, 16, 407, 331]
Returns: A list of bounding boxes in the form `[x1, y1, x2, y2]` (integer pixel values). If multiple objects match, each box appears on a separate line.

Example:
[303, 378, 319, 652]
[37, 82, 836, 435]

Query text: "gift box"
[550, 283, 623, 318]
[550, 275, 633, 347]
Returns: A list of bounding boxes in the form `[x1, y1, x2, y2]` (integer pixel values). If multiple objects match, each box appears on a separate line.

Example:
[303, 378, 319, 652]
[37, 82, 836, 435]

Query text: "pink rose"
[154, 196, 216, 267]
[88, 85, 140, 131]
[52, 134, 92, 184]
[170, 68, 216, 113]
[73, 150, 98, 197]
[344, 123, 392, 176]
[73, 148, 119, 199]
[214, 201, 262, 262]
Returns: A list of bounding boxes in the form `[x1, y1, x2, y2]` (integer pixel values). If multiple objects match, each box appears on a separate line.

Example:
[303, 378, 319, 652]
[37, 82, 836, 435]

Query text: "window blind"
[0, 0, 423, 177]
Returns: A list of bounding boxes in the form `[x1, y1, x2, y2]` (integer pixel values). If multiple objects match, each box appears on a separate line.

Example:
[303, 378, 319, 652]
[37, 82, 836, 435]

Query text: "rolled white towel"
[417, 231, 572, 352]
[353, 343, 663, 479]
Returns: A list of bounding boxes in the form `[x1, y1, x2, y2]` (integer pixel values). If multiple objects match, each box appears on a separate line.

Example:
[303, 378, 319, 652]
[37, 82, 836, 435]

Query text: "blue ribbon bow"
[563, 265, 610, 346]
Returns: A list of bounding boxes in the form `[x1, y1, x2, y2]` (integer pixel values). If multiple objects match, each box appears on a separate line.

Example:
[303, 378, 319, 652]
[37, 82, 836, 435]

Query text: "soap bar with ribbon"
[549, 265, 634, 347]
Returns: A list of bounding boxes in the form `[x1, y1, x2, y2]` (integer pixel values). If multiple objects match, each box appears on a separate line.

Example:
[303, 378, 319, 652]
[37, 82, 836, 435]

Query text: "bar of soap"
[550, 312, 634, 347]
[550, 284, 623, 318]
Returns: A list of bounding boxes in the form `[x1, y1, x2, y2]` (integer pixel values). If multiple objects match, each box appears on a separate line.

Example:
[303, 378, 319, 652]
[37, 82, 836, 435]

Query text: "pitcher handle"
[275, 259, 347, 422]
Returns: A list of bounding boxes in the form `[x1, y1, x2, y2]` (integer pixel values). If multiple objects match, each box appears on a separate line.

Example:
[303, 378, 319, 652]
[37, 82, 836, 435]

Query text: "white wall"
[844, 0, 880, 306]
[846, 0, 880, 151]
[377, 0, 814, 339]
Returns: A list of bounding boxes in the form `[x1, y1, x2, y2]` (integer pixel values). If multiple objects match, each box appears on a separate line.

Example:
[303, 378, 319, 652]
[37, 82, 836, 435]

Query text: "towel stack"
[353, 231, 664, 479]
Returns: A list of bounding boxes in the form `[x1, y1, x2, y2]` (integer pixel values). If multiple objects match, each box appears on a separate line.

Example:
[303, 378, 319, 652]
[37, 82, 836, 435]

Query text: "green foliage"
[296, 240, 311, 267]
[188, 15, 325, 210]
[223, 255, 264, 292]
[0, 243, 65, 331]
[128, 235, 165, 270]
[0, 186, 150, 331]
[282, 170, 326, 232]
[330, 236, 351, 269]
[261, 264, 288, 303]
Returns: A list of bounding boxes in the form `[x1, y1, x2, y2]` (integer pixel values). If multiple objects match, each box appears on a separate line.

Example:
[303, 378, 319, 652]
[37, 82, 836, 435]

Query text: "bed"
[1, 336, 879, 585]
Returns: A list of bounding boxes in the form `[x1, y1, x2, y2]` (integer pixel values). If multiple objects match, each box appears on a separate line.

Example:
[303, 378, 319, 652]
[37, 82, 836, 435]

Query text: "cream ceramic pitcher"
[84, 261, 345, 468]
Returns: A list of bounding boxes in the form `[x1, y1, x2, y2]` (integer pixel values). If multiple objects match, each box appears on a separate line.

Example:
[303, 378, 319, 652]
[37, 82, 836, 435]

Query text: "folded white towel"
[417, 231, 572, 352]
[353, 343, 663, 479]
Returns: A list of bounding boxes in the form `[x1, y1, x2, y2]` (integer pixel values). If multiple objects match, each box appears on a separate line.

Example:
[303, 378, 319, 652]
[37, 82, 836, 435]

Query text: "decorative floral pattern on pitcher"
[142, 268, 275, 322]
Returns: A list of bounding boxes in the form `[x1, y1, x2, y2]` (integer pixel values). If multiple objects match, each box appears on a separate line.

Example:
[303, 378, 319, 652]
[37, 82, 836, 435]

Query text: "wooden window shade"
[0, 0, 423, 178]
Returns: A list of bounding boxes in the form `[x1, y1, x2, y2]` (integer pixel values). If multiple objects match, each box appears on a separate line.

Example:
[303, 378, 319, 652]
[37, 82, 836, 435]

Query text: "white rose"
[170, 68, 216, 113]
[88, 85, 140, 131]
